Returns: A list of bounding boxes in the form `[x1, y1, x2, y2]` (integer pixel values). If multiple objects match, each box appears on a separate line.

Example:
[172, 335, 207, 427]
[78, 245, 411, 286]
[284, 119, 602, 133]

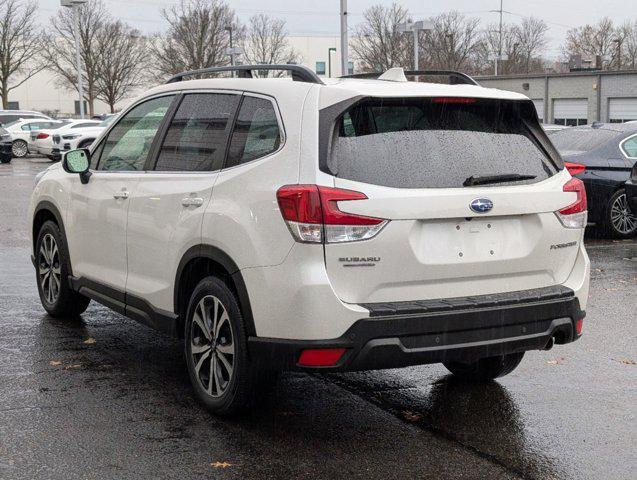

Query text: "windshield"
[550, 128, 617, 154]
[326, 97, 557, 189]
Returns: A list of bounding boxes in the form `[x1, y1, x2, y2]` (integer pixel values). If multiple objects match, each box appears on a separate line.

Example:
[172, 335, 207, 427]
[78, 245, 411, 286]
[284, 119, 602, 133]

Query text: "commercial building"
[477, 70, 637, 125]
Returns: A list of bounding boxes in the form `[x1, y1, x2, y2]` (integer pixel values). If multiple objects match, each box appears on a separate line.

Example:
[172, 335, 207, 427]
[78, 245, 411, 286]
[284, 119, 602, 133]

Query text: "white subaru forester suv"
[29, 65, 590, 415]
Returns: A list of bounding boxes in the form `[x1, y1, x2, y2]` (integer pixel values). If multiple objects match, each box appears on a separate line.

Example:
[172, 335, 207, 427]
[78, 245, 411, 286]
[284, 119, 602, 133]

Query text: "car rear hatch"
[314, 96, 585, 304]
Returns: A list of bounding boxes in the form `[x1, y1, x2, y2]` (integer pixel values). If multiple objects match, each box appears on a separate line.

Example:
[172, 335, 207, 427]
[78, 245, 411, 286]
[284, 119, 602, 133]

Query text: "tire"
[78, 139, 94, 149]
[11, 139, 28, 158]
[605, 189, 637, 238]
[184, 276, 255, 415]
[35, 220, 90, 317]
[0, 155, 10, 164]
[443, 352, 524, 382]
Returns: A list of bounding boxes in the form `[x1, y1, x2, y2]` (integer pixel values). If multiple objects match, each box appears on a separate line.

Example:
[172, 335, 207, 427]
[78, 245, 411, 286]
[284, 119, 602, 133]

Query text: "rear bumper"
[626, 179, 637, 213]
[249, 285, 585, 371]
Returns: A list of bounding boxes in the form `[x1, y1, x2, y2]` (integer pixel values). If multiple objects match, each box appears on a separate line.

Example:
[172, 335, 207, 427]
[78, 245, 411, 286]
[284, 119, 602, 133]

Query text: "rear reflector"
[564, 162, 586, 176]
[297, 348, 347, 367]
[277, 185, 388, 243]
[555, 178, 587, 229]
[575, 319, 584, 335]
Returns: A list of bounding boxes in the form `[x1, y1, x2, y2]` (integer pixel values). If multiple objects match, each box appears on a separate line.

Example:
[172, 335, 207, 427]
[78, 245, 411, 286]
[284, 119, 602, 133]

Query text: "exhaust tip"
[543, 336, 555, 351]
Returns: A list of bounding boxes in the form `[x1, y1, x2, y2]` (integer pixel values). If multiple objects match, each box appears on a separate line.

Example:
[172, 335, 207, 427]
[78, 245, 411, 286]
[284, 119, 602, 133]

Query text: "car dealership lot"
[1, 157, 635, 480]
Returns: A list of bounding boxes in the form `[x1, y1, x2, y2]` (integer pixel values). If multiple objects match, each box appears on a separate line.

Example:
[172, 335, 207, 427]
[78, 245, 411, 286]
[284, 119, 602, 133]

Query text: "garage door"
[608, 98, 637, 123]
[532, 99, 544, 122]
[553, 99, 588, 126]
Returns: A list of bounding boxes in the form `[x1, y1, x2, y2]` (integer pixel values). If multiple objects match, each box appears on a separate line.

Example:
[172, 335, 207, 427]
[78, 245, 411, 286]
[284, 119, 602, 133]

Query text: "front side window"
[621, 136, 637, 158]
[326, 97, 557, 189]
[226, 96, 281, 168]
[155, 93, 239, 172]
[98, 95, 174, 171]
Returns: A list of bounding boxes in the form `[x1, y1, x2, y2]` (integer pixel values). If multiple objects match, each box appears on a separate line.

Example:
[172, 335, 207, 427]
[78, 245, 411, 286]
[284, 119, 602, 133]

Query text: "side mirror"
[62, 149, 92, 184]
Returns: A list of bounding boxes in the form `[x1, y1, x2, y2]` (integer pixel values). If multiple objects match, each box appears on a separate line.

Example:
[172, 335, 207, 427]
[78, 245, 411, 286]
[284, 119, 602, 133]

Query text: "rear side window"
[155, 93, 239, 172]
[226, 96, 281, 168]
[326, 97, 557, 189]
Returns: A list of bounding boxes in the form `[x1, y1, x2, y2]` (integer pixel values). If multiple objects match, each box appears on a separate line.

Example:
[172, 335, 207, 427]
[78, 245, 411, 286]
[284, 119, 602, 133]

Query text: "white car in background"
[34, 119, 101, 160]
[4, 119, 67, 158]
[56, 115, 117, 153]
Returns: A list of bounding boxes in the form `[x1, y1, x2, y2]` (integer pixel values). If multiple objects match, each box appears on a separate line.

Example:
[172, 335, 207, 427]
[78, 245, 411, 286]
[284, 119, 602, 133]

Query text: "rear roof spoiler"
[341, 69, 480, 86]
[165, 64, 324, 85]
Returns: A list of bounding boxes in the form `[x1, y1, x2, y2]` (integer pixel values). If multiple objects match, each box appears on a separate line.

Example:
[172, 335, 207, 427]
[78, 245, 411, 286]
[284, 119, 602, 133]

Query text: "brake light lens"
[575, 318, 584, 336]
[431, 97, 477, 104]
[555, 178, 587, 228]
[564, 162, 586, 176]
[36, 133, 49, 139]
[276, 185, 388, 243]
[297, 348, 347, 367]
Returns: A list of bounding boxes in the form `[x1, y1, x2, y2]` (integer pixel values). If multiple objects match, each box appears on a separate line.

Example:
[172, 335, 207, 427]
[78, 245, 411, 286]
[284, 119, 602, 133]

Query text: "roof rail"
[165, 64, 324, 85]
[341, 70, 480, 86]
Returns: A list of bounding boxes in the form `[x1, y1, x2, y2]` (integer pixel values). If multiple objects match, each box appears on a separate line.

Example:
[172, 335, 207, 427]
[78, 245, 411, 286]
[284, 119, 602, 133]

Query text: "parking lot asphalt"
[1, 157, 635, 480]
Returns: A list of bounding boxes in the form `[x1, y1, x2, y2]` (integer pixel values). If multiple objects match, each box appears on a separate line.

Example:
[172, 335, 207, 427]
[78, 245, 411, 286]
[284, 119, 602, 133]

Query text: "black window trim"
[146, 89, 245, 173]
[220, 91, 286, 171]
[90, 92, 180, 173]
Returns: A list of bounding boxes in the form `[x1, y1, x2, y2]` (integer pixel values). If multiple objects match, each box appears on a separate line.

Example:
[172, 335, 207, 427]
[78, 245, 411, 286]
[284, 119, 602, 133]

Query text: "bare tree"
[43, 0, 107, 116]
[241, 14, 300, 76]
[95, 21, 147, 113]
[151, 0, 235, 78]
[478, 17, 548, 74]
[351, 3, 411, 72]
[0, 0, 45, 109]
[618, 21, 637, 69]
[422, 11, 482, 72]
[563, 17, 618, 69]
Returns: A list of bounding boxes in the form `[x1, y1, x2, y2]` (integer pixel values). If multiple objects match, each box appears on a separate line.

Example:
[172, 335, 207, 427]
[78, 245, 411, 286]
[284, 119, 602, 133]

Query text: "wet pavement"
[1, 157, 636, 480]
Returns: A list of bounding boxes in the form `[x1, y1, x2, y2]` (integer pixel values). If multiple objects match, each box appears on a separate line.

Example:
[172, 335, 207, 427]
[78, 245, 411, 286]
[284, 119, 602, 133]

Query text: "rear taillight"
[555, 178, 587, 229]
[564, 162, 586, 176]
[276, 185, 388, 243]
[36, 133, 49, 139]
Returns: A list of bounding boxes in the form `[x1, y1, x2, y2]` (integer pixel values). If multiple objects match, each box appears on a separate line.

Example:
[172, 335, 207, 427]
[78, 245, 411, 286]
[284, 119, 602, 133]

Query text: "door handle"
[181, 197, 204, 207]
[113, 191, 129, 199]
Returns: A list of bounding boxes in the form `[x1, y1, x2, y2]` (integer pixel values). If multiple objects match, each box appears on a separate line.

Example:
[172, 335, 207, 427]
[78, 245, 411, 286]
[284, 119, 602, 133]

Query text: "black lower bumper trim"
[249, 287, 585, 372]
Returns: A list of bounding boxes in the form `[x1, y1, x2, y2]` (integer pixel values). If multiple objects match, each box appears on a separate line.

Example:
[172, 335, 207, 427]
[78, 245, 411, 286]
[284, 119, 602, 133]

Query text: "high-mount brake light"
[431, 97, 477, 104]
[555, 178, 587, 229]
[276, 185, 388, 243]
[564, 162, 586, 176]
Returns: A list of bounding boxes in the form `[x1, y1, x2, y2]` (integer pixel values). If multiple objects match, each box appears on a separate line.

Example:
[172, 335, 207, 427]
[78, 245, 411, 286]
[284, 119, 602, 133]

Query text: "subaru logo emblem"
[470, 198, 493, 213]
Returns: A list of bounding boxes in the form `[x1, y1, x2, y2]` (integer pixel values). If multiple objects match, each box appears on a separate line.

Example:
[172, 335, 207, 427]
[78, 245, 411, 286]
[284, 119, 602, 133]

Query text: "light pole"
[328, 47, 336, 77]
[397, 21, 433, 71]
[60, 0, 87, 118]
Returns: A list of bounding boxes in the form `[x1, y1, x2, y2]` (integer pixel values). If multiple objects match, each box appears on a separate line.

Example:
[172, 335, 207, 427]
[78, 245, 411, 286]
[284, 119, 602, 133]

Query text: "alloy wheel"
[190, 295, 235, 398]
[610, 193, 637, 235]
[39, 233, 61, 304]
[12, 141, 27, 158]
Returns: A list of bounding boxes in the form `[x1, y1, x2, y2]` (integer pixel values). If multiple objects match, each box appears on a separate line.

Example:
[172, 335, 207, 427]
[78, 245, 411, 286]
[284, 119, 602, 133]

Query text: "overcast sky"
[37, 0, 633, 59]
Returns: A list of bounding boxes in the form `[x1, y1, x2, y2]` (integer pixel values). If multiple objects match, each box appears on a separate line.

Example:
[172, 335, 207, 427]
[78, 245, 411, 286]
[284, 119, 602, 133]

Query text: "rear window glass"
[327, 97, 556, 189]
[550, 128, 617, 154]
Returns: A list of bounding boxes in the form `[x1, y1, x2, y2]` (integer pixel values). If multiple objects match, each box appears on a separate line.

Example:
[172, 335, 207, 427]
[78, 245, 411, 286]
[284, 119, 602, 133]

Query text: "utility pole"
[497, 0, 503, 76]
[61, 0, 87, 118]
[397, 21, 433, 71]
[340, 0, 348, 76]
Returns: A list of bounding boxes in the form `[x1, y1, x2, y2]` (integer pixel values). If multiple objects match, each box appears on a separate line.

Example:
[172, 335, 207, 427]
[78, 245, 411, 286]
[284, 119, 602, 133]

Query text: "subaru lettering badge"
[470, 198, 493, 213]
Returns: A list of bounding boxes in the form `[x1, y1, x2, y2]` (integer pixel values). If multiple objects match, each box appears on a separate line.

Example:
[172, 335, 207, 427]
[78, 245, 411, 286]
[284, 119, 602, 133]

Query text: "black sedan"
[0, 127, 12, 163]
[626, 161, 637, 215]
[550, 122, 637, 237]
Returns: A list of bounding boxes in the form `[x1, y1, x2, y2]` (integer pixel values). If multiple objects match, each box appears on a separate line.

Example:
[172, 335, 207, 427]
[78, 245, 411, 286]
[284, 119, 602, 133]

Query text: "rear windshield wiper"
[463, 173, 537, 187]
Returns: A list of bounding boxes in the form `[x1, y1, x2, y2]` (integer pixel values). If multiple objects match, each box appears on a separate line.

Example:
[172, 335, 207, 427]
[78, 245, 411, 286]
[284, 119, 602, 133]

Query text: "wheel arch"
[174, 245, 256, 338]
[32, 201, 71, 273]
